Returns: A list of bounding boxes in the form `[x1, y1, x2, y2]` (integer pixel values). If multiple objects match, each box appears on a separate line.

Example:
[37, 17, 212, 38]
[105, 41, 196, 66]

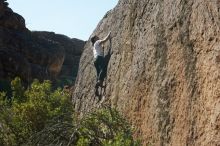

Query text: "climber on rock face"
[91, 31, 111, 88]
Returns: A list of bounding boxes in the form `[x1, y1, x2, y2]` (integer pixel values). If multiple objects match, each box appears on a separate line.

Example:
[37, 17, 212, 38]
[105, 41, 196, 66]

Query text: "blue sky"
[7, 0, 118, 40]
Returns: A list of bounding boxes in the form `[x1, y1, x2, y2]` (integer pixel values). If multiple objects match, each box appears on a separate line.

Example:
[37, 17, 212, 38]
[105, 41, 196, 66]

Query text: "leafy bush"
[0, 77, 139, 146]
[11, 77, 25, 103]
[30, 107, 139, 146]
[0, 77, 72, 145]
[78, 108, 135, 146]
[0, 92, 18, 146]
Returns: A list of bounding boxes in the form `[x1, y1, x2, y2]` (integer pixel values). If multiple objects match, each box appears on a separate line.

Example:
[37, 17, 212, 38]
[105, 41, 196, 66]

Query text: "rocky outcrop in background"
[31, 31, 85, 85]
[73, 0, 220, 145]
[0, 0, 85, 90]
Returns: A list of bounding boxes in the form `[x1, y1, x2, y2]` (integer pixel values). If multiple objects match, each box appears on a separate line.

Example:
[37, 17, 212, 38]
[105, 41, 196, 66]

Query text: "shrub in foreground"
[0, 77, 72, 145]
[0, 77, 139, 146]
[30, 107, 140, 146]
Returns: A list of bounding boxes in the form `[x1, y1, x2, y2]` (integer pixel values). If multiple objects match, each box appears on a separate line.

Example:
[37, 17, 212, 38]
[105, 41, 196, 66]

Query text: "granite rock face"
[0, 0, 85, 86]
[73, 0, 220, 145]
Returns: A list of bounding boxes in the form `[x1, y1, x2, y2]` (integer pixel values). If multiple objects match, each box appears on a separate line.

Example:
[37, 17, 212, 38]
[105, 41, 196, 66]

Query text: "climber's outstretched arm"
[99, 31, 111, 44]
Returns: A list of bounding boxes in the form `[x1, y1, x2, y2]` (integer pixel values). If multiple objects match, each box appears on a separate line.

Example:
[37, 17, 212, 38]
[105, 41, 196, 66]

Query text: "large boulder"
[73, 0, 220, 145]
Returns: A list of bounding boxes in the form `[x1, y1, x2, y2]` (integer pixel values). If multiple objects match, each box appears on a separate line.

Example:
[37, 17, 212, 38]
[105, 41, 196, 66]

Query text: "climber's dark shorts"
[94, 56, 105, 81]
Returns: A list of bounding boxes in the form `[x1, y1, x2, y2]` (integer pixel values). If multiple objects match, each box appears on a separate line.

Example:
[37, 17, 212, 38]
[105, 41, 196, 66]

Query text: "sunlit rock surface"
[73, 0, 220, 145]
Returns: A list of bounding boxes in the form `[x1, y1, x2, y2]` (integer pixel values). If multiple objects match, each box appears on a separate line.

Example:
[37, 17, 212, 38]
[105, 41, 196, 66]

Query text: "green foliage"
[0, 77, 72, 145]
[11, 77, 25, 102]
[0, 92, 16, 146]
[78, 108, 133, 145]
[0, 92, 7, 106]
[0, 77, 139, 146]
[79, 108, 140, 146]
[30, 107, 139, 146]
[103, 132, 139, 146]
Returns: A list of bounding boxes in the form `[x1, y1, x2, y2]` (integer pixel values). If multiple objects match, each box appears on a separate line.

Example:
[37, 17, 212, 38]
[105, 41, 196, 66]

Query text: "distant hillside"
[0, 0, 85, 91]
